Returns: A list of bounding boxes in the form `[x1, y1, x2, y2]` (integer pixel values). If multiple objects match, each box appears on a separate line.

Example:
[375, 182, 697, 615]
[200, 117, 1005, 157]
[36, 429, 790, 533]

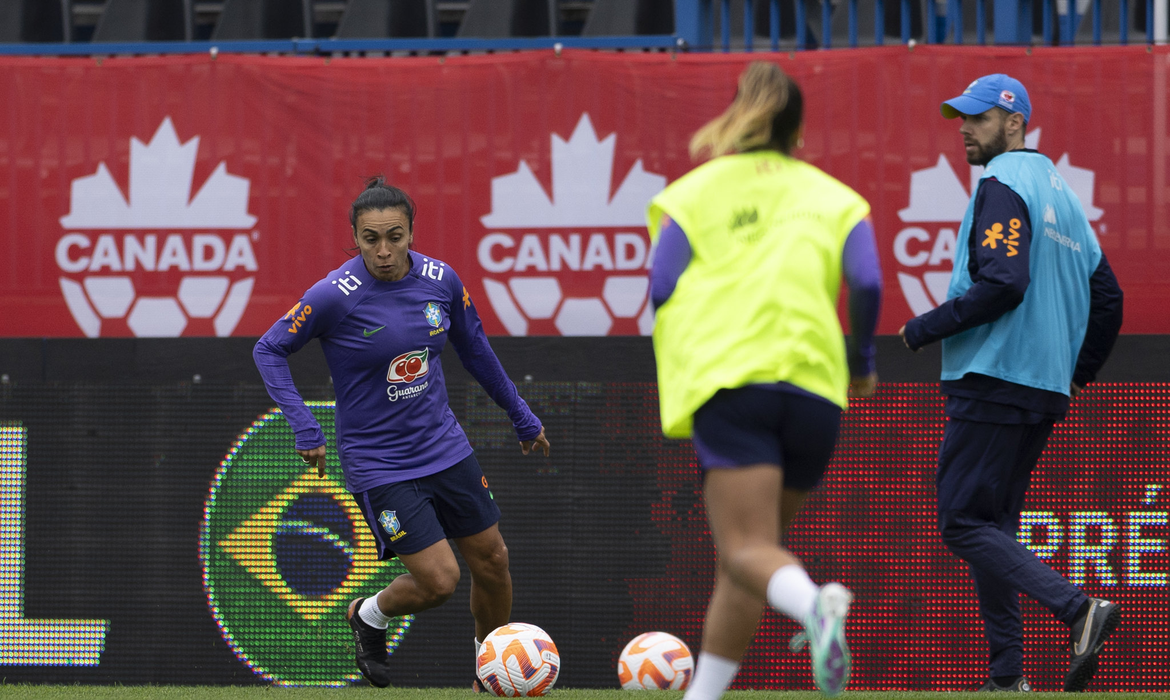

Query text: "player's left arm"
[649, 216, 691, 310]
[902, 178, 1032, 350]
[1071, 253, 1124, 395]
[445, 268, 548, 455]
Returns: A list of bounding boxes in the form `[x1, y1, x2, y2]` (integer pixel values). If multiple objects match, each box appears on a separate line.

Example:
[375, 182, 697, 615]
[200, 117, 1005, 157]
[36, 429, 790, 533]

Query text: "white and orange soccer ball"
[476, 622, 561, 697]
[617, 631, 694, 690]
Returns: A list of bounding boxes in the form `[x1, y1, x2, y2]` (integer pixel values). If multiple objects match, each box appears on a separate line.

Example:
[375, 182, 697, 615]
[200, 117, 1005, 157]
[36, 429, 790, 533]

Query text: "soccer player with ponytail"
[647, 62, 883, 698]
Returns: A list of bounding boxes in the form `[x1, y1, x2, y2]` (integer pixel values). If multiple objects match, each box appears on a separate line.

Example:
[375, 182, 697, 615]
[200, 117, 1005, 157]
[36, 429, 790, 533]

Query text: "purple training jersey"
[254, 251, 542, 493]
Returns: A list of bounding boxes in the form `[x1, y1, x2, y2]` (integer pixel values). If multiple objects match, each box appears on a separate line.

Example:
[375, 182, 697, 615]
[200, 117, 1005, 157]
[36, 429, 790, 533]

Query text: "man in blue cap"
[899, 74, 1125, 691]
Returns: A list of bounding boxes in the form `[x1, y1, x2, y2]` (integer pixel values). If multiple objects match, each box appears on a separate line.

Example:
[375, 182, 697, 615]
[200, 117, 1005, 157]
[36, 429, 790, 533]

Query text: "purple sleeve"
[253, 293, 332, 451]
[649, 218, 692, 309]
[842, 218, 883, 376]
[446, 272, 543, 441]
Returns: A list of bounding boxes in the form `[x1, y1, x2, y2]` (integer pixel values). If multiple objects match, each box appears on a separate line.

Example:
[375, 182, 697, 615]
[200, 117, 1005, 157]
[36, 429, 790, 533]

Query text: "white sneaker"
[789, 582, 853, 697]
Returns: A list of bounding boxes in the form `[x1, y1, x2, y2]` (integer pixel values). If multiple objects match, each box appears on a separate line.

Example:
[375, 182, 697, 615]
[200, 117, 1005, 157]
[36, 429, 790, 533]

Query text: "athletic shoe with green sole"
[790, 582, 853, 697]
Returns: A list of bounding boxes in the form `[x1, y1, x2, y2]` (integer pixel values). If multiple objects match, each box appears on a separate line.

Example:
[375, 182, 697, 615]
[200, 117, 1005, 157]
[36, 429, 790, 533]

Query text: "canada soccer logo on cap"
[1000, 90, 1016, 105]
[477, 114, 666, 336]
[56, 117, 259, 337]
[894, 129, 1104, 315]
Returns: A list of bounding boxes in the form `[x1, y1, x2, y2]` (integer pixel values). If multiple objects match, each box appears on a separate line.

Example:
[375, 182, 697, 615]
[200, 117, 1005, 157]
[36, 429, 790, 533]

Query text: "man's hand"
[1070, 382, 1084, 398]
[849, 372, 878, 398]
[898, 325, 920, 352]
[297, 445, 327, 478]
[521, 427, 550, 457]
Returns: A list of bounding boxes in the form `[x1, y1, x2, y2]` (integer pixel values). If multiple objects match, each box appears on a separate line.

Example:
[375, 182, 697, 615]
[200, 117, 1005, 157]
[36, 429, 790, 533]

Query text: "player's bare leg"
[375, 539, 462, 615]
[684, 465, 788, 700]
[455, 523, 513, 641]
[706, 465, 795, 600]
[346, 540, 462, 686]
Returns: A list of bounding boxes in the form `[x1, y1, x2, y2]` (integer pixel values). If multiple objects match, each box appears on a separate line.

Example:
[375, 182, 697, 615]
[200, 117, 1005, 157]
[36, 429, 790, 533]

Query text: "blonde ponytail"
[689, 61, 793, 161]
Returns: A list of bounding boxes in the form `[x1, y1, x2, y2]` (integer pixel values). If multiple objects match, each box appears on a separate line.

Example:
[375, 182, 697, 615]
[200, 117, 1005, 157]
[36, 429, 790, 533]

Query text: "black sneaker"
[977, 677, 1033, 692]
[347, 598, 392, 688]
[1064, 598, 1122, 692]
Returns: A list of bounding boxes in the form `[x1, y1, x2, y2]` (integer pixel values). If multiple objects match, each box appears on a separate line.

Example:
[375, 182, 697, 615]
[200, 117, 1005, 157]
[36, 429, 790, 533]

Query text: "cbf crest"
[379, 510, 401, 535]
[424, 302, 442, 328]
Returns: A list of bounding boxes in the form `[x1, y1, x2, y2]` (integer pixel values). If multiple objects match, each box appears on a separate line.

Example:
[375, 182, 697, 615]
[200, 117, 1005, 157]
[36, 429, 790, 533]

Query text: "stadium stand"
[580, 0, 674, 35]
[211, 0, 312, 39]
[334, 0, 435, 38]
[456, 0, 554, 37]
[0, 0, 70, 41]
[91, 0, 190, 41]
[0, 0, 1163, 47]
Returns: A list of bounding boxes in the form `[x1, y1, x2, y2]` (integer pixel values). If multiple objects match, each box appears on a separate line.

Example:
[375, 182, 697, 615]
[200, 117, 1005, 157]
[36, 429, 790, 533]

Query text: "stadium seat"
[335, 0, 434, 38]
[456, 0, 553, 37]
[1068, 0, 1140, 43]
[711, 0, 926, 49]
[212, 0, 311, 40]
[91, 0, 191, 41]
[0, 0, 70, 42]
[580, 0, 674, 35]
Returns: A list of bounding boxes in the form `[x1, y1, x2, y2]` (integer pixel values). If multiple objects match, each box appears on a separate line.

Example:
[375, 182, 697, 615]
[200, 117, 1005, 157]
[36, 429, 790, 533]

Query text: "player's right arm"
[253, 281, 342, 474]
[902, 178, 1032, 350]
[841, 218, 882, 397]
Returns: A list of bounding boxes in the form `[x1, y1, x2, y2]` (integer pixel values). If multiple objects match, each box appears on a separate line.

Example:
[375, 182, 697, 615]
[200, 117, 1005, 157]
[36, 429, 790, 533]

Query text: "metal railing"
[0, 35, 682, 56]
[675, 0, 1169, 49]
[0, 0, 1164, 55]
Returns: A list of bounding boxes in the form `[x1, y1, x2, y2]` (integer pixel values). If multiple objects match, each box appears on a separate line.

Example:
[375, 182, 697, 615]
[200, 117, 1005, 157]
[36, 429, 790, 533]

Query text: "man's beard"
[967, 125, 1009, 166]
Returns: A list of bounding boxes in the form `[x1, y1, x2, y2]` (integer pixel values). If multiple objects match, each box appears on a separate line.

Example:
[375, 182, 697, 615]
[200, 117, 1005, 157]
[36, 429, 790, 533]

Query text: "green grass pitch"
[0, 689, 1158, 700]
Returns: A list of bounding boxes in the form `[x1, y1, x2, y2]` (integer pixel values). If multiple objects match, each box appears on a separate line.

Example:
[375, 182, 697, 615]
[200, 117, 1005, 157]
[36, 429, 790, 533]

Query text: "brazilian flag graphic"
[200, 402, 412, 686]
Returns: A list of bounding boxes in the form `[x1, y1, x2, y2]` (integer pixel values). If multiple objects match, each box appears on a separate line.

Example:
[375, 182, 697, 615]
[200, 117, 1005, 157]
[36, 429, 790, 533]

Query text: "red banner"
[1, 47, 1167, 338]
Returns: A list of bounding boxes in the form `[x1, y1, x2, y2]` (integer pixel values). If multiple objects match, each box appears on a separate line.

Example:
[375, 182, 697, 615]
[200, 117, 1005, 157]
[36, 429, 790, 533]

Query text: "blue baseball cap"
[941, 74, 1032, 122]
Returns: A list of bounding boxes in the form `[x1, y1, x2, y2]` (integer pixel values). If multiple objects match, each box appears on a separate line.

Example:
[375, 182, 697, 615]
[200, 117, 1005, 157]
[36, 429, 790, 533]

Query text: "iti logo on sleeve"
[56, 118, 259, 337]
[894, 129, 1104, 315]
[477, 114, 666, 336]
[201, 403, 412, 686]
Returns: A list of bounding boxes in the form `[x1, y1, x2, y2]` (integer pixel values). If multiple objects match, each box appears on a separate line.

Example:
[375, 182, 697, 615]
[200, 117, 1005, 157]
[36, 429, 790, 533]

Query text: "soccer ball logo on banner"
[478, 114, 666, 336]
[55, 117, 258, 337]
[894, 129, 1104, 315]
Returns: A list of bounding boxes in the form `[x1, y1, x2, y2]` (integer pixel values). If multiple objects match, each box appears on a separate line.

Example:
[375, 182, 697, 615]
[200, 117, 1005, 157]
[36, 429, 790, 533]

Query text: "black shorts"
[692, 384, 842, 491]
[354, 452, 501, 559]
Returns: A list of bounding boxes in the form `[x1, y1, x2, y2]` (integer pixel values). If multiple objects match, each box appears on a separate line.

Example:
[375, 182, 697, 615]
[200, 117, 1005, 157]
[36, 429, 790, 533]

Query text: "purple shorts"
[354, 452, 500, 559]
[692, 383, 842, 491]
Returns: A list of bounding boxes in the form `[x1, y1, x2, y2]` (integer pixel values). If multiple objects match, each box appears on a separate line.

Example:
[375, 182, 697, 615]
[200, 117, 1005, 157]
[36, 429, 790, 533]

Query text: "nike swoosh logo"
[363, 326, 385, 337]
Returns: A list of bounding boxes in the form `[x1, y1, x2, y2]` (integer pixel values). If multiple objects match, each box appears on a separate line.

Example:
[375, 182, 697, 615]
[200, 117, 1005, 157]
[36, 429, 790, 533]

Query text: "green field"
[0, 689, 1161, 700]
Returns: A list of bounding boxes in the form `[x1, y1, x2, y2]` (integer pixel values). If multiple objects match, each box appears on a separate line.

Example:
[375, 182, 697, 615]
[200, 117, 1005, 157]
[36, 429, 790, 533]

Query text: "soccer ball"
[476, 622, 561, 697]
[617, 631, 694, 690]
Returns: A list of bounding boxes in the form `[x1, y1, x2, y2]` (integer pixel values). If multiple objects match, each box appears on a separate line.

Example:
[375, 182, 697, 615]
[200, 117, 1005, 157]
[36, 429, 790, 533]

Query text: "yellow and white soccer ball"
[617, 631, 694, 690]
[476, 622, 561, 697]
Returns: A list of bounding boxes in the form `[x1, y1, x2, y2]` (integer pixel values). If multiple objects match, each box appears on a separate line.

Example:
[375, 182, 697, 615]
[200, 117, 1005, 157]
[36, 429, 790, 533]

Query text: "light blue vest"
[942, 151, 1102, 395]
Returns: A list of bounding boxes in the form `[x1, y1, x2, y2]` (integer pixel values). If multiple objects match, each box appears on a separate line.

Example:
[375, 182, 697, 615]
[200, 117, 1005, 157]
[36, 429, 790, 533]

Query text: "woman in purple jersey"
[254, 178, 550, 688]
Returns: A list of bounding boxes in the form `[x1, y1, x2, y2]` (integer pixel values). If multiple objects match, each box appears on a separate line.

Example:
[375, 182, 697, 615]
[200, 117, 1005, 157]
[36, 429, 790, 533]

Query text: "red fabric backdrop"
[1, 47, 1167, 338]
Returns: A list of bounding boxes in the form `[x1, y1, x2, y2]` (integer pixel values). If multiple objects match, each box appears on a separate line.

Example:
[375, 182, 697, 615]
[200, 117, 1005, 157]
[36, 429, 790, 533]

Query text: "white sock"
[766, 564, 819, 622]
[359, 596, 391, 629]
[683, 652, 739, 700]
